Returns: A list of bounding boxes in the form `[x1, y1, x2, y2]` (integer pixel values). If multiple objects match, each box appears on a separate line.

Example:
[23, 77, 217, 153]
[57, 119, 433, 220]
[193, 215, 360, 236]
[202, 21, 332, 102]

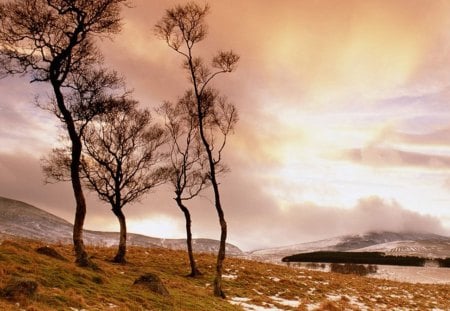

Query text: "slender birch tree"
[43, 101, 167, 264]
[81, 103, 167, 263]
[155, 2, 239, 297]
[0, 0, 128, 266]
[158, 96, 209, 277]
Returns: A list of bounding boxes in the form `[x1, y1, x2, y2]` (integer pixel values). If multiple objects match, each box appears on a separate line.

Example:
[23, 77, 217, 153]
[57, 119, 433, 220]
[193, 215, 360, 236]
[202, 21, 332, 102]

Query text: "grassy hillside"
[0, 236, 449, 310]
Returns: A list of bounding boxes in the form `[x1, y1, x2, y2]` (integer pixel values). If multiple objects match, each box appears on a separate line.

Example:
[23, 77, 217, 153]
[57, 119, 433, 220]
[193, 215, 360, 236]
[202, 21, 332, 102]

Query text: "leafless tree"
[44, 102, 168, 264]
[158, 96, 209, 277]
[81, 103, 167, 263]
[0, 0, 128, 266]
[155, 2, 239, 298]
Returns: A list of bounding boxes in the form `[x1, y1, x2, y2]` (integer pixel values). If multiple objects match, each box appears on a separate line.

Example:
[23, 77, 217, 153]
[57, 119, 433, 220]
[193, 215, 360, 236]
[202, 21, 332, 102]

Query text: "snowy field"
[226, 262, 449, 311]
[285, 262, 450, 285]
[372, 265, 450, 284]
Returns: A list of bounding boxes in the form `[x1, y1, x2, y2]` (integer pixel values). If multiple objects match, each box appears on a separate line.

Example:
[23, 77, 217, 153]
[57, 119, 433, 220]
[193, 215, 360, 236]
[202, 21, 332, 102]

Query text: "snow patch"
[306, 302, 321, 311]
[346, 295, 369, 311]
[229, 297, 283, 311]
[269, 295, 300, 307]
[253, 288, 264, 295]
[231, 297, 251, 302]
[223, 274, 238, 280]
[326, 294, 341, 301]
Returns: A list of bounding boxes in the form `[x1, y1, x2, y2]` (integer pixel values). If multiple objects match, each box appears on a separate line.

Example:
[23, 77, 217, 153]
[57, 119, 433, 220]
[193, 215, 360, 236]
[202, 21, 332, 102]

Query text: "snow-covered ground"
[371, 265, 450, 284]
[288, 262, 450, 284]
[227, 261, 449, 311]
[353, 240, 450, 258]
[250, 237, 344, 256]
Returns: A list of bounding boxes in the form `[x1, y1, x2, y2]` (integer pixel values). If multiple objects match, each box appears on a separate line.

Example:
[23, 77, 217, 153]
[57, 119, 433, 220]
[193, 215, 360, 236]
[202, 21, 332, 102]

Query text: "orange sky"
[1, 0, 450, 250]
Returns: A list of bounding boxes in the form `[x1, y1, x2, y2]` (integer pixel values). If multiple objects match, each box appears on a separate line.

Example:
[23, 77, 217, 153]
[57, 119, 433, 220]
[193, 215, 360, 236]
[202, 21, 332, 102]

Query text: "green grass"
[0, 237, 449, 310]
[0, 238, 240, 310]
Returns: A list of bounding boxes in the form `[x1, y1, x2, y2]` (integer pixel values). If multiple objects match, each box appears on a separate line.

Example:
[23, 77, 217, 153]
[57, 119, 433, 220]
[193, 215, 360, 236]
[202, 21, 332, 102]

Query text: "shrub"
[330, 263, 378, 276]
[36, 246, 67, 261]
[133, 273, 170, 296]
[2, 277, 38, 300]
[305, 263, 326, 270]
[437, 258, 450, 268]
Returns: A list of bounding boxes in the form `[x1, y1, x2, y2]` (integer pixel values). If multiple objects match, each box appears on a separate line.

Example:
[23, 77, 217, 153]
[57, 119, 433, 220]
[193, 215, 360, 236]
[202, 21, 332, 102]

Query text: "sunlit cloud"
[126, 216, 182, 239]
[344, 147, 450, 170]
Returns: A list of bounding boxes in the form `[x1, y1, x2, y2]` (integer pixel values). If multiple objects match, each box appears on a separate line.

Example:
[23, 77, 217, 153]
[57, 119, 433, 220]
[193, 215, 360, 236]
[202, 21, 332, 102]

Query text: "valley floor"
[372, 265, 450, 285]
[0, 237, 448, 310]
[277, 260, 450, 285]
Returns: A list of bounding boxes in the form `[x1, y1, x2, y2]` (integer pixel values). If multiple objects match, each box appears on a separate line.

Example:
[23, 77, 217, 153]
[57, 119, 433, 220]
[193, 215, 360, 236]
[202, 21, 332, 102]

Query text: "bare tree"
[155, 2, 239, 297]
[0, 0, 128, 266]
[44, 102, 168, 264]
[81, 103, 167, 263]
[41, 69, 128, 183]
[158, 95, 209, 277]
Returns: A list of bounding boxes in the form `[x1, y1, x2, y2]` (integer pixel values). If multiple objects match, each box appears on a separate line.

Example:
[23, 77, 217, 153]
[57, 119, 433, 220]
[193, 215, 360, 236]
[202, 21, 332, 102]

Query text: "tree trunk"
[72, 162, 90, 267]
[198, 126, 227, 297]
[211, 180, 227, 298]
[112, 207, 127, 264]
[52, 83, 91, 267]
[176, 197, 202, 277]
[198, 128, 227, 297]
[190, 57, 227, 297]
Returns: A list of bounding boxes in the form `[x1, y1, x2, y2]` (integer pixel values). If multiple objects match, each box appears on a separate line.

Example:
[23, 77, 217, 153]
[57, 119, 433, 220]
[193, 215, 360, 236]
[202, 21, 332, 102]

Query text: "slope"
[0, 237, 448, 310]
[0, 196, 242, 255]
[250, 231, 450, 261]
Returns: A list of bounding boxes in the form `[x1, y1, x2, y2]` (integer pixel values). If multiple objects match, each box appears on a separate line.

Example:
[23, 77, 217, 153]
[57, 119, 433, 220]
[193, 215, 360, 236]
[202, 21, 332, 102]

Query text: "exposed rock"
[36, 246, 67, 261]
[133, 273, 169, 296]
[2, 278, 38, 300]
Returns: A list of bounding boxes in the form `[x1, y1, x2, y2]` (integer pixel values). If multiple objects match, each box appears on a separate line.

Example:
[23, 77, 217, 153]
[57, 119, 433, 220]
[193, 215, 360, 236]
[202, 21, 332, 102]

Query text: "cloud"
[0, 152, 448, 251]
[0, 76, 59, 154]
[225, 192, 448, 250]
[97, 0, 450, 115]
[375, 125, 450, 147]
[0, 152, 75, 221]
[339, 196, 447, 235]
[1, 0, 450, 253]
[337, 117, 450, 171]
[199, 151, 450, 250]
[343, 147, 450, 170]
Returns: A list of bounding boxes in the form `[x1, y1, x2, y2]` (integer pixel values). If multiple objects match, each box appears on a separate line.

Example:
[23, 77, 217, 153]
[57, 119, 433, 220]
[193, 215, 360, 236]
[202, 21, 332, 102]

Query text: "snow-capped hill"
[251, 236, 345, 256]
[0, 196, 242, 255]
[352, 239, 450, 258]
[332, 231, 449, 252]
[250, 231, 450, 261]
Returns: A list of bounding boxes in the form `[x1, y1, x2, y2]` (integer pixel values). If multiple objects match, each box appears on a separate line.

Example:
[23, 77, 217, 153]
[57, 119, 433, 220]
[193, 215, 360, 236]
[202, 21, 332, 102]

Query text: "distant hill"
[250, 231, 450, 261]
[0, 196, 242, 255]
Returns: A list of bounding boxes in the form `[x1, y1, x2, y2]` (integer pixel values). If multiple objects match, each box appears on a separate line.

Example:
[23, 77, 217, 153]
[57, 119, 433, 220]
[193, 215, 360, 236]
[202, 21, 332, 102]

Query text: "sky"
[1, 0, 450, 251]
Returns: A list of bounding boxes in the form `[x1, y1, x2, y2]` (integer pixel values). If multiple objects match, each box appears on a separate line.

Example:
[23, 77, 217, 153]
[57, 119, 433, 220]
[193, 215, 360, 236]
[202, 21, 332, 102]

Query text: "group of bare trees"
[0, 0, 238, 298]
[155, 3, 239, 297]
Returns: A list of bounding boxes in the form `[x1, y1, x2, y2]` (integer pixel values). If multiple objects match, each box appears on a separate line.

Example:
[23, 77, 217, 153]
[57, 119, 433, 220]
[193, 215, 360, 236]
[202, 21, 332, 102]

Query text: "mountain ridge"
[250, 231, 450, 261]
[2, 196, 450, 260]
[0, 196, 243, 255]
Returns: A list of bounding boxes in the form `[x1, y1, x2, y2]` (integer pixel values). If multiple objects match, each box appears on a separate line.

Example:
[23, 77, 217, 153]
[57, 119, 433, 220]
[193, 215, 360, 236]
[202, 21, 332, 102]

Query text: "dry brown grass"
[0, 237, 449, 310]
